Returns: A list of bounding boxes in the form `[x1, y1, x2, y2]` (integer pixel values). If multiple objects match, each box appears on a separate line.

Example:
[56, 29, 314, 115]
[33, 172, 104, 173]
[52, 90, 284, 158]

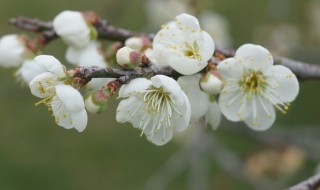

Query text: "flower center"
[239, 70, 265, 94]
[137, 87, 181, 137]
[184, 41, 202, 61]
[144, 87, 172, 115]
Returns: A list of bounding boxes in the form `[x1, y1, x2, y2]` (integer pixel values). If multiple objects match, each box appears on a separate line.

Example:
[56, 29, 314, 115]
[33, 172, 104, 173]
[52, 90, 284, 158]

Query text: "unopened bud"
[116, 46, 142, 69]
[200, 71, 222, 95]
[84, 89, 110, 114]
[125, 36, 151, 51]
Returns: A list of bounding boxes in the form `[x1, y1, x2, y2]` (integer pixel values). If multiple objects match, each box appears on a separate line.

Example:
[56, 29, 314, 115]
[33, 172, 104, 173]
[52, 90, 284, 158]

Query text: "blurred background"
[0, 0, 319, 189]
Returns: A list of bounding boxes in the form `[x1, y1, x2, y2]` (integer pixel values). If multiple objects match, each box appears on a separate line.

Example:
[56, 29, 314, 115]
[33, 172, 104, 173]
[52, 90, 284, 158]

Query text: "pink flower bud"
[116, 46, 142, 69]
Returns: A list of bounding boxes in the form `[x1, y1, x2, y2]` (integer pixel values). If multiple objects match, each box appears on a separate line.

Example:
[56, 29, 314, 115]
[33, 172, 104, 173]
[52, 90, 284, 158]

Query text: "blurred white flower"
[217, 44, 299, 130]
[200, 12, 232, 48]
[77, 41, 114, 89]
[116, 75, 191, 145]
[253, 24, 300, 56]
[178, 74, 221, 130]
[316, 163, 320, 174]
[307, 0, 320, 43]
[0, 34, 32, 68]
[153, 13, 215, 75]
[145, 0, 192, 29]
[53, 10, 94, 48]
[125, 37, 151, 51]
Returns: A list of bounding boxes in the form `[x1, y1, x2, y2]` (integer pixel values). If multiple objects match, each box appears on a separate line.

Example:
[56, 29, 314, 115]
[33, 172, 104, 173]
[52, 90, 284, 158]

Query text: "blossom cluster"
[0, 11, 299, 145]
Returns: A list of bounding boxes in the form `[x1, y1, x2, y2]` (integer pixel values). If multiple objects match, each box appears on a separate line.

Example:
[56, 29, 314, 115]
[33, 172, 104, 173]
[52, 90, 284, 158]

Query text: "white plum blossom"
[200, 12, 232, 49]
[29, 56, 87, 132]
[116, 75, 191, 145]
[53, 10, 94, 49]
[145, 0, 192, 29]
[0, 34, 31, 68]
[153, 13, 215, 75]
[217, 44, 299, 130]
[178, 74, 221, 130]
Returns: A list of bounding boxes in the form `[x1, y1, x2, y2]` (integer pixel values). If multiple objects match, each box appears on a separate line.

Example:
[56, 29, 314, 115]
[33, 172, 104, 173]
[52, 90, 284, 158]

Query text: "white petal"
[199, 31, 215, 61]
[51, 98, 87, 132]
[217, 58, 243, 80]
[118, 78, 151, 98]
[267, 65, 299, 102]
[55, 84, 84, 112]
[29, 72, 59, 98]
[145, 125, 173, 146]
[152, 44, 171, 67]
[16, 59, 47, 84]
[205, 101, 221, 130]
[34, 55, 65, 76]
[51, 95, 73, 129]
[170, 56, 207, 75]
[65, 46, 84, 65]
[175, 13, 200, 32]
[178, 75, 209, 120]
[218, 90, 251, 121]
[79, 42, 107, 68]
[71, 109, 88, 132]
[151, 75, 182, 98]
[171, 92, 191, 132]
[244, 95, 276, 131]
[116, 96, 141, 123]
[235, 44, 273, 72]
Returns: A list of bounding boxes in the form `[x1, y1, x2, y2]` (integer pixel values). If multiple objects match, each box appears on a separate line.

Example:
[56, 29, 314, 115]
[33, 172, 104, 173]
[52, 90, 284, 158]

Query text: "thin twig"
[288, 173, 320, 190]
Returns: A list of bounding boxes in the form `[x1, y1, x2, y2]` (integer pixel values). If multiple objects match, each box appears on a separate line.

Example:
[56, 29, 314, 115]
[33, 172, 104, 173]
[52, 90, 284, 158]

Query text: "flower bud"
[116, 46, 142, 69]
[84, 90, 109, 114]
[0, 34, 31, 68]
[200, 70, 222, 95]
[53, 10, 95, 48]
[125, 36, 151, 51]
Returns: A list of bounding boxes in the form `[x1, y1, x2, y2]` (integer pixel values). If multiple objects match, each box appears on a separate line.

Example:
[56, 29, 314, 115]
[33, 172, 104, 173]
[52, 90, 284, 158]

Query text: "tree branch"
[8, 15, 320, 81]
[288, 173, 320, 190]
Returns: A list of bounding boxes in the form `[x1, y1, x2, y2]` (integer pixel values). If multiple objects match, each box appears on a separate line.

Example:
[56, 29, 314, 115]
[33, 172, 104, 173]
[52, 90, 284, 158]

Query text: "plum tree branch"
[8, 16, 320, 81]
[8, 15, 320, 81]
[288, 173, 320, 190]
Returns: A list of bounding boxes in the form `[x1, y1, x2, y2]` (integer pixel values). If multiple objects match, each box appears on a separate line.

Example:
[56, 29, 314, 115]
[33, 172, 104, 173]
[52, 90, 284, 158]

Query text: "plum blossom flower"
[178, 74, 221, 130]
[217, 44, 299, 130]
[153, 13, 215, 75]
[53, 10, 95, 49]
[0, 34, 33, 68]
[29, 55, 87, 132]
[116, 75, 191, 145]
